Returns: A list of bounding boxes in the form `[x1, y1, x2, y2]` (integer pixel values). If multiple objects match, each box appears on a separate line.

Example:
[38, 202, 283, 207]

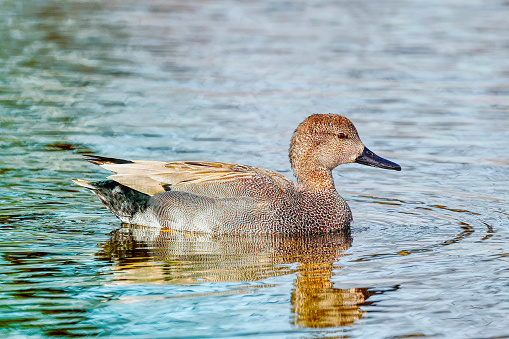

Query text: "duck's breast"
[277, 190, 352, 233]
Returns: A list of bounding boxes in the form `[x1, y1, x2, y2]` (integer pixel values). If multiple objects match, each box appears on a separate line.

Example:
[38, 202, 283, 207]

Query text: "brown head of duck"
[289, 114, 401, 191]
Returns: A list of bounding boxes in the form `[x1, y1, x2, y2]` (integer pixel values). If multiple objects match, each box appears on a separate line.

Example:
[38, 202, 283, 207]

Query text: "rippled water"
[1, 0, 509, 337]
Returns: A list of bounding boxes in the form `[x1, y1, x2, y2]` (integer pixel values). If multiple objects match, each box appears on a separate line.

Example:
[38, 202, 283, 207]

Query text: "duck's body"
[74, 114, 400, 235]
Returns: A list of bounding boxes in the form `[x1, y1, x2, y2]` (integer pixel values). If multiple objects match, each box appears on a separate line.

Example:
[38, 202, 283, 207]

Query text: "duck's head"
[289, 114, 400, 188]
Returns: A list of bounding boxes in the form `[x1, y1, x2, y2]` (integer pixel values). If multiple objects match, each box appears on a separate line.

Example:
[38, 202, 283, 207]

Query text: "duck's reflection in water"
[99, 225, 378, 328]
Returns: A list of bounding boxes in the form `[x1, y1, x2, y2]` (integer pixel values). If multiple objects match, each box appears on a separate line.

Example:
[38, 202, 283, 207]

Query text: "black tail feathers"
[77, 180, 150, 221]
[83, 155, 134, 166]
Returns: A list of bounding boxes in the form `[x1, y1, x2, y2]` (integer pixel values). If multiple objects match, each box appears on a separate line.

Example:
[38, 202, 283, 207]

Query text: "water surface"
[1, 0, 509, 338]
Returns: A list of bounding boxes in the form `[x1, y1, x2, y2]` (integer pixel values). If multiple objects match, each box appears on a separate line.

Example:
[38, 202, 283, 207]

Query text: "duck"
[74, 114, 401, 235]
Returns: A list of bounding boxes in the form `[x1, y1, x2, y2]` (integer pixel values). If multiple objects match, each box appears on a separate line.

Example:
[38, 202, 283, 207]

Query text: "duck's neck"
[292, 165, 336, 191]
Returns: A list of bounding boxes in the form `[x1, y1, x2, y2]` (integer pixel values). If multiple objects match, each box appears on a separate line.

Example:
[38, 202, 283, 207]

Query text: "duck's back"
[168, 163, 297, 201]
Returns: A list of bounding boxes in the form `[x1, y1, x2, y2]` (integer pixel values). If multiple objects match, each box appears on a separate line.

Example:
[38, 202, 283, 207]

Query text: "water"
[1, 0, 508, 337]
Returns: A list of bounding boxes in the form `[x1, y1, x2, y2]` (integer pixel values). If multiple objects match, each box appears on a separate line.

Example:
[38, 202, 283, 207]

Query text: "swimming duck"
[74, 114, 401, 234]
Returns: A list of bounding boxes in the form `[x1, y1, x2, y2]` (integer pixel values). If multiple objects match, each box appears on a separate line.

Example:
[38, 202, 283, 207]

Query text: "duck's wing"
[84, 155, 296, 198]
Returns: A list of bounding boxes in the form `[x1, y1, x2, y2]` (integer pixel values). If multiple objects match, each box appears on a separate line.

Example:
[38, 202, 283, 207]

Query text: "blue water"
[1, 0, 509, 338]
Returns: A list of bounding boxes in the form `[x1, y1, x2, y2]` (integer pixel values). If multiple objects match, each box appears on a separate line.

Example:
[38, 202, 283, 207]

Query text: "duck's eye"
[338, 133, 348, 139]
